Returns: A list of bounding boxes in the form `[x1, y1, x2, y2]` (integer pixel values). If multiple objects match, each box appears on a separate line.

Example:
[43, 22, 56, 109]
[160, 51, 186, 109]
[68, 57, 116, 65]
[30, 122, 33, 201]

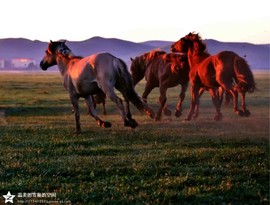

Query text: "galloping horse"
[130, 50, 190, 121]
[40, 41, 154, 133]
[171, 33, 255, 121]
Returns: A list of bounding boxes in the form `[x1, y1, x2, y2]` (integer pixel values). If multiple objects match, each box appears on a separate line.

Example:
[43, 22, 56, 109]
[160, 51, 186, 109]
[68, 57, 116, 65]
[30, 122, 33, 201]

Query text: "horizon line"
[0, 36, 269, 45]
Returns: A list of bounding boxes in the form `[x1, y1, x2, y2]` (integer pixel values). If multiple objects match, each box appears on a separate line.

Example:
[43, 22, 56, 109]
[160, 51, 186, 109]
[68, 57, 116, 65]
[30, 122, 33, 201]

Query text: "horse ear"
[50, 40, 53, 43]
[130, 57, 134, 61]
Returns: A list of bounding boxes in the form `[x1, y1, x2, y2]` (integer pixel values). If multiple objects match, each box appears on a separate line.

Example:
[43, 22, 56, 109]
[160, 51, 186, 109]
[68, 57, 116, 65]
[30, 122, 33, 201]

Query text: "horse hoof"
[98, 121, 112, 128]
[146, 109, 155, 119]
[163, 109, 172, 116]
[175, 110, 182, 118]
[103, 121, 112, 128]
[124, 119, 138, 128]
[236, 110, 244, 117]
[130, 118, 139, 128]
[243, 110, 251, 117]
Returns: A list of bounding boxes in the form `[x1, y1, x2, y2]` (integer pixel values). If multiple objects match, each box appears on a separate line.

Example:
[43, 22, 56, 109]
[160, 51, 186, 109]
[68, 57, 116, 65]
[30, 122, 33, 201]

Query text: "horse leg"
[162, 104, 171, 116]
[193, 87, 205, 119]
[84, 95, 111, 128]
[102, 101, 106, 115]
[186, 85, 200, 121]
[218, 87, 224, 106]
[240, 92, 250, 116]
[142, 83, 154, 103]
[216, 74, 243, 117]
[225, 91, 232, 106]
[70, 95, 81, 134]
[156, 86, 167, 121]
[175, 83, 188, 117]
[209, 88, 223, 121]
[107, 89, 138, 128]
[124, 100, 139, 128]
[228, 89, 245, 116]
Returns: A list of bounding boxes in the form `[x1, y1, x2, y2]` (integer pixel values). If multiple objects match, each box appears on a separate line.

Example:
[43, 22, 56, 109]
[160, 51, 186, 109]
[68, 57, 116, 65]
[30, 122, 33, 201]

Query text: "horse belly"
[75, 80, 101, 97]
[69, 62, 99, 96]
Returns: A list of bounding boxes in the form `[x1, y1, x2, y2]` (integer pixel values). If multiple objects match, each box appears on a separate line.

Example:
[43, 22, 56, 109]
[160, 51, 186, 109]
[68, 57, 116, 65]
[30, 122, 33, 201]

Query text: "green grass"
[0, 71, 269, 204]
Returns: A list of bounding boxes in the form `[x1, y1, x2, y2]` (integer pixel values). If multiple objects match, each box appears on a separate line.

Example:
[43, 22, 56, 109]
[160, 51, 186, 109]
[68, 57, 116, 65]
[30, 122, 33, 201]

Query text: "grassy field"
[0, 71, 269, 204]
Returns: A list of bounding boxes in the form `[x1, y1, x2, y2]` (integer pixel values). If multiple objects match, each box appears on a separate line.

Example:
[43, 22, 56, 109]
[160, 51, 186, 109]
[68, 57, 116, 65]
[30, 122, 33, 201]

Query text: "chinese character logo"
[2, 191, 15, 203]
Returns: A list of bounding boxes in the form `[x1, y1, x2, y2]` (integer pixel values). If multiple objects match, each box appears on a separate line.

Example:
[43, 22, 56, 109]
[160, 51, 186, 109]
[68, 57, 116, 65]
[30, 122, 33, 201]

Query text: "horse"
[40, 40, 155, 133]
[170, 32, 256, 121]
[130, 50, 190, 121]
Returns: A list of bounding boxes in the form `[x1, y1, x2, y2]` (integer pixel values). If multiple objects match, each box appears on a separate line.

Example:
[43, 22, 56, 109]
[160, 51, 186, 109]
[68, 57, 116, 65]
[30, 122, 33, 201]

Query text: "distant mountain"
[0, 37, 268, 71]
[141, 40, 173, 48]
[0, 38, 46, 61]
[67, 37, 155, 62]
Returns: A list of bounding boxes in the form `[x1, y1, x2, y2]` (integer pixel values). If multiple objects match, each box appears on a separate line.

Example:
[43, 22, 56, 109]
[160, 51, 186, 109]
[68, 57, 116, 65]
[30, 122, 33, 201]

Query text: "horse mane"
[143, 50, 166, 60]
[185, 32, 210, 62]
[162, 53, 189, 73]
[133, 50, 166, 69]
[67, 55, 83, 60]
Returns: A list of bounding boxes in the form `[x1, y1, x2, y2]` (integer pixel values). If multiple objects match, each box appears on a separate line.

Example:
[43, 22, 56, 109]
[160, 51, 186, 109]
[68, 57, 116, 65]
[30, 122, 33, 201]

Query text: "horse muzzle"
[40, 60, 48, 70]
[170, 47, 177, 52]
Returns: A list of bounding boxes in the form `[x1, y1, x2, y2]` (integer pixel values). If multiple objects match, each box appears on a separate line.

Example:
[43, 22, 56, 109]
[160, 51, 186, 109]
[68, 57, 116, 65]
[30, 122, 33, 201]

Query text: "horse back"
[66, 53, 118, 96]
[146, 54, 189, 87]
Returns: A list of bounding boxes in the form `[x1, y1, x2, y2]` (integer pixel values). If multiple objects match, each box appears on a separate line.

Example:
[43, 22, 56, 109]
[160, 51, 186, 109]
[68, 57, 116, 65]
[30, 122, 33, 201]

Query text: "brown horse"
[130, 50, 190, 121]
[40, 41, 154, 133]
[171, 33, 255, 121]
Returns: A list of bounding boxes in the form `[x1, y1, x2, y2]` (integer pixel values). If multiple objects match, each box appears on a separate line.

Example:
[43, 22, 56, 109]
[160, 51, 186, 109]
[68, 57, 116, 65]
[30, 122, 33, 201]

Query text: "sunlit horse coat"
[40, 41, 154, 133]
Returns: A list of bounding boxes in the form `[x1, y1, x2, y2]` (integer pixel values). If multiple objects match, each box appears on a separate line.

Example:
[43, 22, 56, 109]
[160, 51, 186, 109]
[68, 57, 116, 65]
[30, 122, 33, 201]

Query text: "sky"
[0, 0, 269, 44]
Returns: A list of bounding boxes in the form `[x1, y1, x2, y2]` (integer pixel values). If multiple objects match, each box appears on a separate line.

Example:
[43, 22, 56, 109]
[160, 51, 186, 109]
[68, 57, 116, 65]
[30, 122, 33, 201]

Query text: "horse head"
[130, 56, 145, 85]
[170, 36, 189, 53]
[40, 40, 72, 70]
[171, 32, 206, 55]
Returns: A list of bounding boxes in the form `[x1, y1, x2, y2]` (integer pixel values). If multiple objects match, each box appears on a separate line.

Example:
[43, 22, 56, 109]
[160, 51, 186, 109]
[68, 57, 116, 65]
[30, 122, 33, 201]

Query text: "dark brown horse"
[171, 32, 256, 121]
[130, 50, 190, 121]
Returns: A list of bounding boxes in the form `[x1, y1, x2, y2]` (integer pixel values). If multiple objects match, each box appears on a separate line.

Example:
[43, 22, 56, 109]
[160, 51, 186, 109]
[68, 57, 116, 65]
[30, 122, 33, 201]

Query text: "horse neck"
[187, 50, 210, 68]
[135, 57, 147, 72]
[56, 57, 70, 76]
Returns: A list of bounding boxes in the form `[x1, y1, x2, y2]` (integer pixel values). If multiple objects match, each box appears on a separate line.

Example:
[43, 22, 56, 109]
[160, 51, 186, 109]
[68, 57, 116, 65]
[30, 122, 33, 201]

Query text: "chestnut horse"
[171, 33, 255, 121]
[40, 41, 154, 133]
[130, 50, 190, 121]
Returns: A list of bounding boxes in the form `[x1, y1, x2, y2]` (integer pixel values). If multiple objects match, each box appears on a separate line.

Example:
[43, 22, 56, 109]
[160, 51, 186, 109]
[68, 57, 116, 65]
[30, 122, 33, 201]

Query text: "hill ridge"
[0, 36, 268, 70]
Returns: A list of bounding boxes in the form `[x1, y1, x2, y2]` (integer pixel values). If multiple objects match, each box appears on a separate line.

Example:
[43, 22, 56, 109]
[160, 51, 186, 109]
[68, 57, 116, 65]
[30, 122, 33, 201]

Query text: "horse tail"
[233, 56, 256, 93]
[114, 58, 154, 118]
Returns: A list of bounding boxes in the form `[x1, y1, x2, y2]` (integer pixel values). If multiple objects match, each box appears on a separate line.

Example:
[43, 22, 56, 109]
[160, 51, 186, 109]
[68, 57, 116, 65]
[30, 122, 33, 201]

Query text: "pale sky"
[0, 0, 269, 44]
